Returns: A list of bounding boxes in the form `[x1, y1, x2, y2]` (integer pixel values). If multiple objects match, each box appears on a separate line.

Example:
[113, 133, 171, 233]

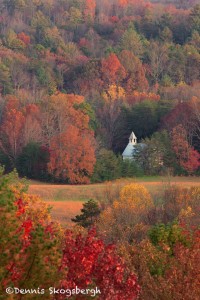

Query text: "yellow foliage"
[178, 206, 195, 220]
[11, 183, 55, 226]
[98, 183, 154, 243]
[102, 84, 126, 102]
[119, 183, 154, 213]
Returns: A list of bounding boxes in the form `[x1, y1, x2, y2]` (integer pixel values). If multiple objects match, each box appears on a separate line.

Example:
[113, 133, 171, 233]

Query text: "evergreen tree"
[72, 199, 101, 228]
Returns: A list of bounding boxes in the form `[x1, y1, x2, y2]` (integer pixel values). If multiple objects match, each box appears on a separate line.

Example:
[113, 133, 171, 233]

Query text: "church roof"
[122, 142, 137, 157]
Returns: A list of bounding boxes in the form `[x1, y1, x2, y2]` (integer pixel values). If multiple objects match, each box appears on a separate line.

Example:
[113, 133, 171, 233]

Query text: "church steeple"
[129, 132, 137, 145]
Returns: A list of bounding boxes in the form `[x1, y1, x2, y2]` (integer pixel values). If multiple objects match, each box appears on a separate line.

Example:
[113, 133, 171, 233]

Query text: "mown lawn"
[28, 176, 200, 227]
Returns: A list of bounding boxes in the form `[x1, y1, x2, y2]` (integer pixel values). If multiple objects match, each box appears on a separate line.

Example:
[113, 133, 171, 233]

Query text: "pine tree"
[72, 199, 101, 228]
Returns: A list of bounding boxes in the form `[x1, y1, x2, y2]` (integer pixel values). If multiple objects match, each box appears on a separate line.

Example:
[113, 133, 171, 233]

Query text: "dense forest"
[0, 2, 200, 299]
[0, 0, 200, 183]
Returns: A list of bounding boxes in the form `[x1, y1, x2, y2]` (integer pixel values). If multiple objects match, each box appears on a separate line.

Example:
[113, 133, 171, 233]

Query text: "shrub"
[149, 223, 190, 254]
[131, 227, 200, 300]
[98, 183, 154, 243]
[162, 185, 200, 224]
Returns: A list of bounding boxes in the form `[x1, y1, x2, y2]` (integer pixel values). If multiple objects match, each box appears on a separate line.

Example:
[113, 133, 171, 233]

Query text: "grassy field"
[28, 176, 200, 227]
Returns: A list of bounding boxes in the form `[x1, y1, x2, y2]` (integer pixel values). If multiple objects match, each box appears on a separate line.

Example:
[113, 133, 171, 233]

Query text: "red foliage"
[161, 101, 194, 133]
[2, 192, 61, 289]
[181, 148, 200, 173]
[15, 198, 25, 216]
[171, 124, 200, 173]
[163, 228, 200, 300]
[79, 37, 90, 48]
[110, 16, 119, 23]
[17, 32, 31, 46]
[58, 229, 140, 300]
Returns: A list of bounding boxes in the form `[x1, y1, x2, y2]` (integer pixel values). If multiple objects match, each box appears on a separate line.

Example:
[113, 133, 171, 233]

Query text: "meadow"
[28, 176, 200, 227]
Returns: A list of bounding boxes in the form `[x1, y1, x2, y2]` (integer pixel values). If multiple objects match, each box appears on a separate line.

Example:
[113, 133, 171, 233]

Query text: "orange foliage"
[101, 53, 126, 85]
[23, 104, 42, 145]
[47, 93, 96, 184]
[0, 98, 25, 162]
[127, 91, 160, 105]
[84, 0, 96, 21]
[118, 0, 128, 7]
[119, 50, 148, 93]
[0, 97, 43, 163]
[48, 125, 96, 184]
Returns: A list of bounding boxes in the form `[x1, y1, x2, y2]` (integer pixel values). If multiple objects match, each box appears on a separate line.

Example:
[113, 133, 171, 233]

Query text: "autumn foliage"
[171, 124, 200, 173]
[98, 184, 154, 243]
[58, 228, 140, 300]
[48, 125, 95, 183]
[0, 93, 96, 183]
[0, 170, 62, 295]
[131, 227, 200, 300]
[47, 93, 96, 183]
[101, 53, 126, 86]
[0, 0, 200, 178]
[0, 171, 140, 299]
[0, 0, 200, 298]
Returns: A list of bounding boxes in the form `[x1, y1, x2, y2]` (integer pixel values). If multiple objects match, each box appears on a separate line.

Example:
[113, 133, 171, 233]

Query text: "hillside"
[0, 0, 199, 183]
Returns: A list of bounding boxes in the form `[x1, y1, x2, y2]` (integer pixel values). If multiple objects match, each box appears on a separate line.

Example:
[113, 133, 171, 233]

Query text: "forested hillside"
[0, 0, 200, 183]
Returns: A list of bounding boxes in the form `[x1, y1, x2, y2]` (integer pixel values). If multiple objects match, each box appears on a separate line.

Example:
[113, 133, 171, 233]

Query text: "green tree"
[91, 149, 121, 182]
[72, 199, 101, 228]
[125, 101, 160, 140]
[121, 159, 144, 178]
[134, 131, 175, 175]
[149, 223, 190, 255]
[121, 26, 144, 58]
[189, 4, 200, 33]
[17, 142, 49, 180]
[0, 63, 13, 95]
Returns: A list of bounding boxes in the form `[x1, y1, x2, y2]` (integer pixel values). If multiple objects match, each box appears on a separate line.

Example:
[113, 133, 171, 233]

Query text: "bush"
[98, 183, 154, 243]
[149, 223, 190, 254]
[131, 227, 200, 300]
[162, 185, 200, 224]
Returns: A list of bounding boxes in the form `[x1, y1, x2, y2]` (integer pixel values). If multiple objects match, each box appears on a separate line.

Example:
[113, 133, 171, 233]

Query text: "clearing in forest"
[28, 177, 200, 227]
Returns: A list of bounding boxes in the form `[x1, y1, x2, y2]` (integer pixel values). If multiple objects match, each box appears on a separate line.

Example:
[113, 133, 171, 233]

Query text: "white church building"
[122, 132, 138, 160]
